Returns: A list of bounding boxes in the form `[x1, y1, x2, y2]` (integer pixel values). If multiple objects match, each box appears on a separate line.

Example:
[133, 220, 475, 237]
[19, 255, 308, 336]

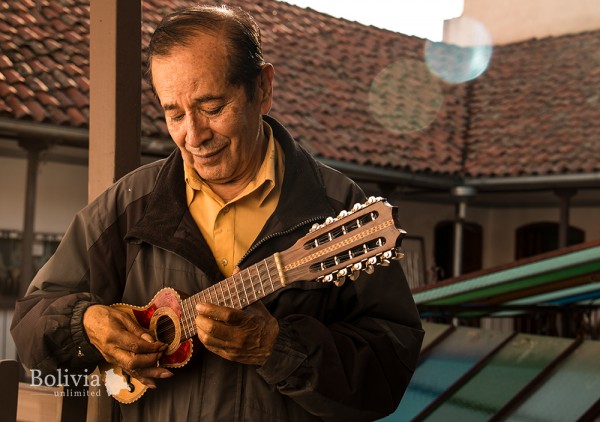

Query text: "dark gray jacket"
[11, 116, 423, 421]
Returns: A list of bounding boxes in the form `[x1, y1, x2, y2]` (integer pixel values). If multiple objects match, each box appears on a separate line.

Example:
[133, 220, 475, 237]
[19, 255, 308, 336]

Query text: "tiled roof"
[0, 0, 598, 179]
[465, 31, 600, 177]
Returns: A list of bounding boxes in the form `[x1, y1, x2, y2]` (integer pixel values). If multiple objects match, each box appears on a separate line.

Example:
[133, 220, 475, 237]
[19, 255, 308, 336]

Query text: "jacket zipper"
[236, 215, 327, 269]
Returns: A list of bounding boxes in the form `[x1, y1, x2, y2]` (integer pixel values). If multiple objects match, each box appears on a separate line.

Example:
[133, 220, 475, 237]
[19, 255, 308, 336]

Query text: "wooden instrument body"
[100, 288, 194, 403]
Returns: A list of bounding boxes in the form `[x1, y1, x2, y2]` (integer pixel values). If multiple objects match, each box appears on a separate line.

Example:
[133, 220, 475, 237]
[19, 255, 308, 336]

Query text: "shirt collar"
[184, 122, 279, 206]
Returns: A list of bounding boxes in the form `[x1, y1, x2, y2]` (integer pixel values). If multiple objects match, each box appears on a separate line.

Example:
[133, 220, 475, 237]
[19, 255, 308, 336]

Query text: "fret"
[249, 264, 257, 301]
[239, 271, 250, 306]
[265, 258, 276, 293]
[218, 282, 227, 307]
[256, 260, 265, 298]
[225, 277, 234, 307]
[208, 285, 217, 305]
[189, 296, 199, 337]
[232, 275, 242, 308]
[180, 296, 195, 339]
[181, 300, 190, 338]
[187, 300, 195, 335]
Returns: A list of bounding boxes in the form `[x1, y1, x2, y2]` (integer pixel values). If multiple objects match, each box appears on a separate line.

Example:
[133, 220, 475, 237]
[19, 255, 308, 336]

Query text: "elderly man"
[11, 5, 423, 421]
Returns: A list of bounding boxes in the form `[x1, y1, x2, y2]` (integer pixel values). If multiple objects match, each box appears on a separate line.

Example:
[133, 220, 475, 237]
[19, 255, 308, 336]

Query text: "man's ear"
[258, 63, 275, 115]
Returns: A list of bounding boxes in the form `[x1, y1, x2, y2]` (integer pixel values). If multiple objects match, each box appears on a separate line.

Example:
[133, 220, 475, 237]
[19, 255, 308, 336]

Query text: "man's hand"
[83, 304, 173, 388]
[195, 301, 279, 366]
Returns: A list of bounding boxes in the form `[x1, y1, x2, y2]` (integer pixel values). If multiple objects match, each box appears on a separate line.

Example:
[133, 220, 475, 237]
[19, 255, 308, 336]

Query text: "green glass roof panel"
[423, 334, 574, 422]
[423, 262, 600, 306]
[505, 282, 600, 306]
[420, 322, 452, 352]
[413, 246, 600, 305]
[505, 340, 600, 422]
[379, 326, 511, 422]
[489, 282, 600, 317]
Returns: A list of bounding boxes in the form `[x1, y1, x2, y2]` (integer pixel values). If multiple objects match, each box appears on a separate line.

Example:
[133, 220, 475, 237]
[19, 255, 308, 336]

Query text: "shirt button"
[221, 258, 228, 266]
[222, 206, 230, 213]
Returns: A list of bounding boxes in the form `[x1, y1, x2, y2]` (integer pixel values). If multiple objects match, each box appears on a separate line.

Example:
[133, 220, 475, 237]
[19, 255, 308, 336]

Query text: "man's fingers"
[110, 346, 163, 372]
[117, 312, 165, 349]
[136, 366, 174, 380]
[124, 365, 174, 388]
[195, 303, 234, 322]
[83, 305, 166, 356]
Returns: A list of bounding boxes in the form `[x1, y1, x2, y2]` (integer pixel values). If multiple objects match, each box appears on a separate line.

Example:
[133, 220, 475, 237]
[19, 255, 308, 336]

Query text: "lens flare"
[369, 59, 444, 134]
[425, 16, 493, 84]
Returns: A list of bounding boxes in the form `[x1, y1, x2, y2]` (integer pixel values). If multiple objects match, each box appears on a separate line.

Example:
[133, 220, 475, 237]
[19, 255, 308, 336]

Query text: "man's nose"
[186, 114, 212, 146]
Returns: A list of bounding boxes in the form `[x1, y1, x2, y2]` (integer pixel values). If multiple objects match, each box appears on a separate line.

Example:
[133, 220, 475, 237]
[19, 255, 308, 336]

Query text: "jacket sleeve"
[10, 193, 127, 374]
[257, 169, 424, 421]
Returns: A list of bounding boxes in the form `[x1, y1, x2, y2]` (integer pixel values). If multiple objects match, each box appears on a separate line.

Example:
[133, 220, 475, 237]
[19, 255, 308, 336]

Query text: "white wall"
[390, 198, 600, 278]
[445, 0, 600, 45]
[0, 157, 26, 231]
[392, 199, 456, 278]
[0, 156, 88, 234]
[469, 205, 600, 268]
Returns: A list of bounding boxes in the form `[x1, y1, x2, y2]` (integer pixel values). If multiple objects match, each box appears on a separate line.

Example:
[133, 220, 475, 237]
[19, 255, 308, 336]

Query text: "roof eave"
[466, 173, 600, 191]
[318, 158, 456, 190]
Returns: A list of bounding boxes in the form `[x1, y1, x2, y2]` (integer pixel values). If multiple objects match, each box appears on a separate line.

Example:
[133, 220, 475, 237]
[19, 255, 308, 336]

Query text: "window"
[0, 231, 61, 299]
[515, 222, 585, 259]
[434, 221, 483, 281]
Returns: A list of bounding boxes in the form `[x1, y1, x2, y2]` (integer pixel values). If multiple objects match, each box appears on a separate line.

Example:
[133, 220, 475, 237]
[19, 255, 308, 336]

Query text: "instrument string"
[155, 238, 381, 340]
[161, 257, 283, 339]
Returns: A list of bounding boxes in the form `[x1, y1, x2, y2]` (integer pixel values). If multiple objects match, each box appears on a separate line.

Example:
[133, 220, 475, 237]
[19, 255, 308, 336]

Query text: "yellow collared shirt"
[184, 123, 284, 277]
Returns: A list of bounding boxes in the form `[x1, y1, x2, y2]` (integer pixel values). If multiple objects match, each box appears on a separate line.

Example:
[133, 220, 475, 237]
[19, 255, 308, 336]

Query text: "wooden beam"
[86, 1, 143, 420]
[17, 139, 47, 299]
[89, 0, 141, 202]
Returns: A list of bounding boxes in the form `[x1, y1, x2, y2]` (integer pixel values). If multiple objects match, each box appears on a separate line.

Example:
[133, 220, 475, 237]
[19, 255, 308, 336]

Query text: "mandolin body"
[99, 288, 194, 403]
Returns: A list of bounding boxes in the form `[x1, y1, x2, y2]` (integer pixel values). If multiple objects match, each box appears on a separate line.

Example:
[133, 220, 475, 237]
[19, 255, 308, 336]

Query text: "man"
[11, 5, 423, 421]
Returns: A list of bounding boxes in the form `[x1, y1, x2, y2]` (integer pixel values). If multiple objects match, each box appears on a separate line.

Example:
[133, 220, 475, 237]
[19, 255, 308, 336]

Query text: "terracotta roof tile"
[465, 30, 600, 176]
[1, 0, 598, 179]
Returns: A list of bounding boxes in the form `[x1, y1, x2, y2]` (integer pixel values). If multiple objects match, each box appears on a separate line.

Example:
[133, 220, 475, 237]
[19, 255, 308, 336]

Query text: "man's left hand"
[195, 301, 279, 366]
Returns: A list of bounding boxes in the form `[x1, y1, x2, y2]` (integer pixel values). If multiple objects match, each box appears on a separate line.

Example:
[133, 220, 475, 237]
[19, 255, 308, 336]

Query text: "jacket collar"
[127, 115, 336, 273]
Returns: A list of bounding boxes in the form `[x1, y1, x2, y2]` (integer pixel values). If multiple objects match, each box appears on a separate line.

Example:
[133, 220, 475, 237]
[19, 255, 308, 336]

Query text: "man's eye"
[204, 105, 224, 116]
[169, 114, 184, 122]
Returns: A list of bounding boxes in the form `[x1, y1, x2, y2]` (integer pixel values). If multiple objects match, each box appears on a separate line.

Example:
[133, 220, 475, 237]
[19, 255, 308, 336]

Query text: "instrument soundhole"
[155, 314, 176, 345]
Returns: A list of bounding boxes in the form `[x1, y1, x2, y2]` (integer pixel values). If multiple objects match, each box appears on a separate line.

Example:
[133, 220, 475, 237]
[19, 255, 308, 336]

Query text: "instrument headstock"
[279, 197, 405, 286]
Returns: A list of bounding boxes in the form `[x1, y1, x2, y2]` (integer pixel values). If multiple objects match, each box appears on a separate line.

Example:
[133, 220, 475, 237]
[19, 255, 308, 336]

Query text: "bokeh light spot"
[425, 16, 493, 84]
[369, 59, 444, 135]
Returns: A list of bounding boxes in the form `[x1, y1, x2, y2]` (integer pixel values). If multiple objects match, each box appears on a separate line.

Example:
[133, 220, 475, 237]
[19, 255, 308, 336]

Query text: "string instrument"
[99, 197, 406, 403]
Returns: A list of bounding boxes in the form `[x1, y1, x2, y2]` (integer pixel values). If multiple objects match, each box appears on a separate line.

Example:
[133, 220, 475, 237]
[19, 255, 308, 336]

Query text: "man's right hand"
[83, 304, 173, 388]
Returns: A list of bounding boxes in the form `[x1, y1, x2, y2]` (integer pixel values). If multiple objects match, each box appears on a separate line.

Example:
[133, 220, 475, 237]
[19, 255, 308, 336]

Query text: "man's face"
[151, 31, 273, 188]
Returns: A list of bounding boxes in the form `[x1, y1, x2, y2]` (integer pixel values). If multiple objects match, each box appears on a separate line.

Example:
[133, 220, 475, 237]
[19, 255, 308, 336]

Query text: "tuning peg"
[325, 217, 334, 225]
[323, 274, 334, 283]
[335, 268, 348, 285]
[333, 268, 348, 287]
[352, 262, 363, 272]
[337, 210, 348, 219]
[348, 270, 360, 281]
[351, 203, 362, 212]
[364, 257, 377, 274]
